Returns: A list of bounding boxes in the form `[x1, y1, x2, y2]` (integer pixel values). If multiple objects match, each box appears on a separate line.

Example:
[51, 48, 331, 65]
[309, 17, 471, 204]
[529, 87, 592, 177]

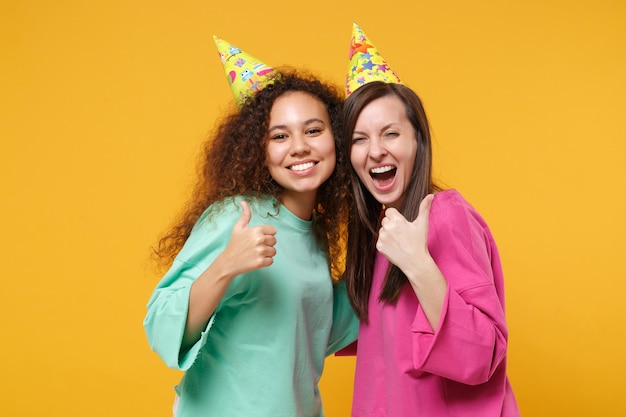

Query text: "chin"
[375, 195, 401, 208]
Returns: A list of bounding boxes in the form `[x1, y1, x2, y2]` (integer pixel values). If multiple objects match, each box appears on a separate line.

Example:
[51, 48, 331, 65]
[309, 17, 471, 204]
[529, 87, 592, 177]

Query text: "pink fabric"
[350, 190, 520, 417]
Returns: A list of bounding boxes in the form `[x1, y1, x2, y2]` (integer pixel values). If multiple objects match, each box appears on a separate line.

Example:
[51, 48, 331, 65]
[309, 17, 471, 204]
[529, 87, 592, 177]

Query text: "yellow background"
[2, 0, 625, 416]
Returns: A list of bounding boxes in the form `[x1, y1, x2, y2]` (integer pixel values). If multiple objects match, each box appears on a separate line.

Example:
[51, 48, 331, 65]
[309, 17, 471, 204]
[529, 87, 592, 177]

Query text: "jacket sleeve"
[325, 280, 360, 356]
[410, 197, 509, 385]
[143, 205, 238, 371]
[143, 259, 217, 371]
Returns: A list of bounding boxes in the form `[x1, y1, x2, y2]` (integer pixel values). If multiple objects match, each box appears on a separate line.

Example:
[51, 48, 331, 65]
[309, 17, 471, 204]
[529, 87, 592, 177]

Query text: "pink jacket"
[347, 190, 520, 417]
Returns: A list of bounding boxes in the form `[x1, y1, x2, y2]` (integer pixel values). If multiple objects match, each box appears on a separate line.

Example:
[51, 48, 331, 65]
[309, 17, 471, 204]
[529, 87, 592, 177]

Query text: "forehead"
[270, 91, 328, 118]
[355, 94, 408, 127]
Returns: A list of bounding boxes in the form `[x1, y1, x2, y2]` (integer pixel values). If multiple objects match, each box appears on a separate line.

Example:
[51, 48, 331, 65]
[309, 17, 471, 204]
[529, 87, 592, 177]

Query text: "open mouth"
[289, 161, 316, 172]
[370, 165, 397, 187]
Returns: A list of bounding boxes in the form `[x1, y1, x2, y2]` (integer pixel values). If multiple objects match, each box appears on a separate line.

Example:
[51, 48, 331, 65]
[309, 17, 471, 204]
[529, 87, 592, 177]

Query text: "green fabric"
[144, 195, 358, 417]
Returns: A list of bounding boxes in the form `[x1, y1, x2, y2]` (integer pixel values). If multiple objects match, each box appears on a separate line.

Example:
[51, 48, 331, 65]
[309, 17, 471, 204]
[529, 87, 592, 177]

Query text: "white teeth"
[370, 165, 395, 174]
[290, 162, 315, 171]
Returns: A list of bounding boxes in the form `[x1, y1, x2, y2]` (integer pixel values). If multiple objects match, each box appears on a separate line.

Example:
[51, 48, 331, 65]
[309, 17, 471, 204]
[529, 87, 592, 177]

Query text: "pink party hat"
[346, 22, 403, 96]
[213, 35, 278, 107]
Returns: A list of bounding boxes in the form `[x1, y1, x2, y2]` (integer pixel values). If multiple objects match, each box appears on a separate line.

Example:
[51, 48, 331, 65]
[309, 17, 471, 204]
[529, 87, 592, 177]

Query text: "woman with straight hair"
[340, 23, 521, 417]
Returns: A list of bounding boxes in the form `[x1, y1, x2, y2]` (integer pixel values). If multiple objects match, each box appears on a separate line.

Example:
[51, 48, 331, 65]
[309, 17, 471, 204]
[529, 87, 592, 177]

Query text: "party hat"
[213, 35, 278, 107]
[346, 22, 403, 96]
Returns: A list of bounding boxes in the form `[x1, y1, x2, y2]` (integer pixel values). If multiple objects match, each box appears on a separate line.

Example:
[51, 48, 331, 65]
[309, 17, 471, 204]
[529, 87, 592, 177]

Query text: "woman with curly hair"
[144, 39, 358, 417]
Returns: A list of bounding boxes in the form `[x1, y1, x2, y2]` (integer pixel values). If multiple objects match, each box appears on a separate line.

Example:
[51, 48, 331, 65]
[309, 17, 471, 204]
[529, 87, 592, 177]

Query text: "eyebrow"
[268, 118, 326, 133]
[353, 122, 400, 136]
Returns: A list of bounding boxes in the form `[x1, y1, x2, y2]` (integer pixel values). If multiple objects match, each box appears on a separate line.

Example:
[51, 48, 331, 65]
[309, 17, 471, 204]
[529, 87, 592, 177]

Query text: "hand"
[223, 201, 277, 276]
[378, 194, 446, 329]
[376, 194, 434, 276]
[183, 200, 278, 347]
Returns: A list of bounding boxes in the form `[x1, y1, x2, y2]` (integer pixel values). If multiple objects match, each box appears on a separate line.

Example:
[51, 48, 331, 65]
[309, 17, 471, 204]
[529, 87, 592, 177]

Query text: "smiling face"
[349, 94, 418, 209]
[265, 91, 336, 218]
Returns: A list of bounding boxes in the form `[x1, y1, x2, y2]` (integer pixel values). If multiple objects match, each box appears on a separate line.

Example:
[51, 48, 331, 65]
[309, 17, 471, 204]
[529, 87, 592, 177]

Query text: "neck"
[280, 191, 316, 220]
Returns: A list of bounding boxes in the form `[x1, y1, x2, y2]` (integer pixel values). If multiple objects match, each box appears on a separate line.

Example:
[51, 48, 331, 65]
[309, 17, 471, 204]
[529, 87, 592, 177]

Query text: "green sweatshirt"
[144, 195, 358, 417]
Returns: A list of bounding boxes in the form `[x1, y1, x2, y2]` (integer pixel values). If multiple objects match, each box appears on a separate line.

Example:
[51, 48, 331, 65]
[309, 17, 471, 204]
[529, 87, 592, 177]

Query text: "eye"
[384, 131, 399, 138]
[306, 127, 322, 135]
[351, 136, 366, 144]
[271, 133, 288, 140]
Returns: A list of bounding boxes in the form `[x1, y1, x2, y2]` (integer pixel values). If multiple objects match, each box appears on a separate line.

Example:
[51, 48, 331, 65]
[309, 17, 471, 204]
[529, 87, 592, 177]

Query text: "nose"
[368, 137, 387, 159]
[290, 134, 310, 155]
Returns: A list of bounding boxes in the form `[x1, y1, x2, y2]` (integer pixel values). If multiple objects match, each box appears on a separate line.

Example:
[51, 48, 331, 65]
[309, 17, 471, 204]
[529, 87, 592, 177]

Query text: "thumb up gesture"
[376, 194, 434, 274]
[224, 201, 277, 276]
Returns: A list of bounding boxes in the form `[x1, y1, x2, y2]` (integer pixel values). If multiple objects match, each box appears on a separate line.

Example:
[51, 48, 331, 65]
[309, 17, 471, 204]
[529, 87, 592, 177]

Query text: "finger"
[380, 216, 388, 228]
[415, 194, 434, 223]
[264, 235, 277, 247]
[259, 254, 275, 268]
[375, 236, 383, 252]
[259, 225, 277, 236]
[257, 245, 277, 268]
[234, 200, 251, 230]
[252, 229, 277, 247]
[384, 208, 408, 224]
[384, 207, 401, 218]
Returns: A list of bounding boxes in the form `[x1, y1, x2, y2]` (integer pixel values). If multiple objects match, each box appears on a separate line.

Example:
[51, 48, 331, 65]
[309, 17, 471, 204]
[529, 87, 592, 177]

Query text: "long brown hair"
[154, 69, 349, 280]
[342, 81, 441, 320]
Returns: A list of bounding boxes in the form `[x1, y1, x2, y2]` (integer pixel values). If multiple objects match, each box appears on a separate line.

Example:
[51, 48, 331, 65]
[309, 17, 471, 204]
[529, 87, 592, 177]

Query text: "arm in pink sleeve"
[409, 195, 509, 385]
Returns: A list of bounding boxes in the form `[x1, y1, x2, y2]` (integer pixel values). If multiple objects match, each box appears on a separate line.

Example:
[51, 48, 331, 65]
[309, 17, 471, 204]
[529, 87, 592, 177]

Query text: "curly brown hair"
[154, 69, 349, 280]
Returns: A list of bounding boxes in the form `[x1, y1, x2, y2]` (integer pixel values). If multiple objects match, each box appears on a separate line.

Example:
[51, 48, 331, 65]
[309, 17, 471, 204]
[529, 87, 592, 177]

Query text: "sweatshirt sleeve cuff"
[178, 313, 216, 370]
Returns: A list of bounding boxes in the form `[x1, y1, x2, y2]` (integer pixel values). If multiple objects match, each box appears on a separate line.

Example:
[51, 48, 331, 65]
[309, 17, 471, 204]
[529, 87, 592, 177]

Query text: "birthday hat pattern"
[346, 22, 403, 96]
[213, 35, 278, 107]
